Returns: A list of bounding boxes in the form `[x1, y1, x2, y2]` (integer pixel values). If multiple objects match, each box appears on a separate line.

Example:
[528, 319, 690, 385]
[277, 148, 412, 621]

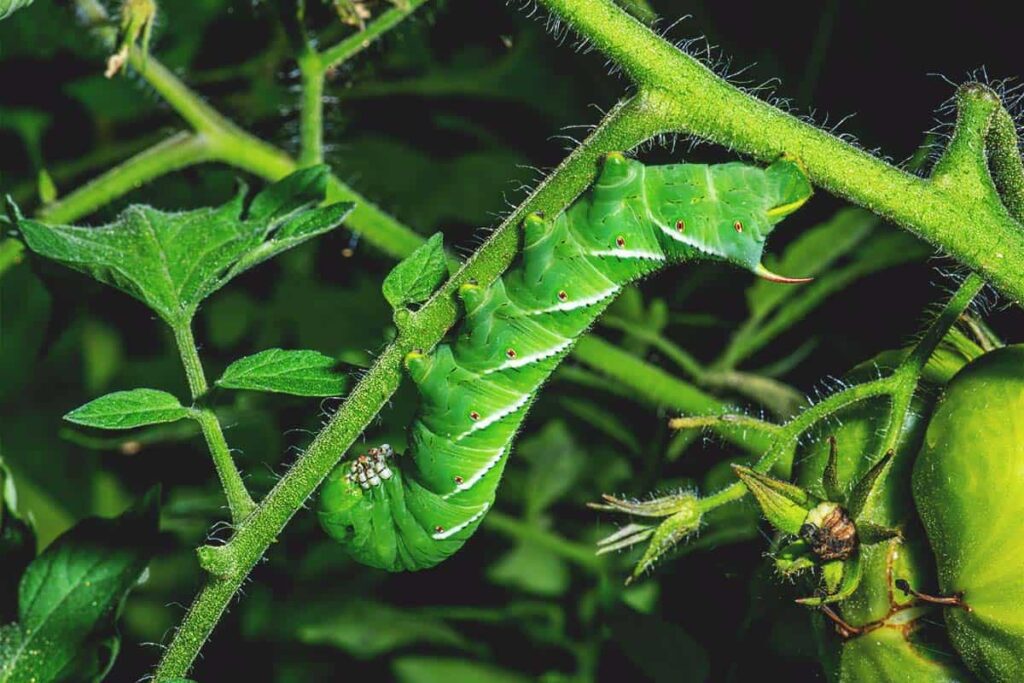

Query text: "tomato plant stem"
[191, 409, 257, 525]
[538, 0, 1024, 302]
[173, 323, 256, 524]
[297, 47, 325, 167]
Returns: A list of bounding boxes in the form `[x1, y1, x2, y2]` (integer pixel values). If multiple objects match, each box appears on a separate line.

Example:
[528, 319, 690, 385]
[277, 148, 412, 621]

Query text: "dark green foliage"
[12, 167, 352, 329]
[2, 1, 1019, 682]
[0, 490, 159, 682]
[217, 349, 348, 397]
[64, 389, 190, 430]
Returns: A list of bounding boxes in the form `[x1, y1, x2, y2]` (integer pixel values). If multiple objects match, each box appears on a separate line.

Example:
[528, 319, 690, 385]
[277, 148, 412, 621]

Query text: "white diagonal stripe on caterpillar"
[453, 392, 532, 441]
[441, 445, 509, 499]
[527, 285, 621, 314]
[589, 248, 666, 260]
[481, 338, 574, 374]
[432, 502, 490, 540]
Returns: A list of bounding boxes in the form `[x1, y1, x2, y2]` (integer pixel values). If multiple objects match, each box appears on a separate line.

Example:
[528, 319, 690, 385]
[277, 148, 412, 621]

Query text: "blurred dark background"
[1, 1, 1022, 681]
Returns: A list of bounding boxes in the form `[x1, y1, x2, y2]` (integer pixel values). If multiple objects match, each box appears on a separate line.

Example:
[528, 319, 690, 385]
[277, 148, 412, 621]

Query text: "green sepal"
[846, 451, 893, 520]
[628, 501, 702, 584]
[797, 555, 863, 606]
[822, 436, 843, 501]
[774, 539, 816, 577]
[857, 521, 901, 545]
[732, 465, 816, 536]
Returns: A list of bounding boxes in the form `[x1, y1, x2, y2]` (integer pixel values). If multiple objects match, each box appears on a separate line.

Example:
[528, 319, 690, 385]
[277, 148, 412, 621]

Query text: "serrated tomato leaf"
[0, 488, 159, 683]
[381, 232, 447, 309]
[64, 388, 190, 430]
[10, 166, 352, 328]
[216, 348, 348, 397]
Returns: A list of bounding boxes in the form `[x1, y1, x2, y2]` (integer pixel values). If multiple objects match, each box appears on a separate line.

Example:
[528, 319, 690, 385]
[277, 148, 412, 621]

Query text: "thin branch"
[64, 0, 428, 260]
[37, 132, 214, 223]
[319, 0, 433, 70]
[173, 323, 256, 523]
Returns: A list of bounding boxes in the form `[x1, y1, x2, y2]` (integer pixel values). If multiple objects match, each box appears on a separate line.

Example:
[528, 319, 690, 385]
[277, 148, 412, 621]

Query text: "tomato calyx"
[590, 491, 702, 584]
[733, 436, 903, 607]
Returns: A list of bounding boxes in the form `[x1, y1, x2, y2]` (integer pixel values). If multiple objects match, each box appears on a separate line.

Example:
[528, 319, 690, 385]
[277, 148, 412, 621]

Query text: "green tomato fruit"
[913, 345, 1024, 682]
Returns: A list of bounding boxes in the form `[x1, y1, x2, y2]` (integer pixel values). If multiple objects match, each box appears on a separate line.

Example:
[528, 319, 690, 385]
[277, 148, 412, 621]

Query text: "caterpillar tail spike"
[319, 155, 813, 571]
[754, 263, 815, 284]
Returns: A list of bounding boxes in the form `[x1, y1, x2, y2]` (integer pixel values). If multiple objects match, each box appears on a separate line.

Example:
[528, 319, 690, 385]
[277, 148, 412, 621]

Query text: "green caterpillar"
[318, 152, 813, 571]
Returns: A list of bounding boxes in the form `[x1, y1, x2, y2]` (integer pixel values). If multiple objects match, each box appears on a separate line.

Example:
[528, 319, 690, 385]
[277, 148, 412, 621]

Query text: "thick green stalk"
[538, 0, 1024, 302]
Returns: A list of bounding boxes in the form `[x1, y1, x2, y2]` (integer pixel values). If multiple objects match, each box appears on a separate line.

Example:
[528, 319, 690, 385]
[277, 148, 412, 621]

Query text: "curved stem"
[37, 132, 215, 223]
[319, 0, 433, 70]
[173, 323, 256, 523]
[538, 0, 1024, 302]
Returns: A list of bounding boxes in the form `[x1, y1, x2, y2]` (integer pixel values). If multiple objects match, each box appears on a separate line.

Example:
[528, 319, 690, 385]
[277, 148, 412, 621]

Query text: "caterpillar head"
[695, 155, 814, 282]
[596, 153, 814, 282]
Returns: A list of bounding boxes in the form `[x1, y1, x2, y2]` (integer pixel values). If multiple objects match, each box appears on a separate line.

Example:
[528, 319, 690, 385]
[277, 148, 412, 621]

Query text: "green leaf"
[0, 489, 159, 683]
[381, 232, 447, 309]
[0, 0, 34, 21]
[11, 166, 353, 328]
[245, 595, 468, 659]
[217, 348, 348, 397]
[392, 657, 531, 683]
[0, 458, 35, 622]
[64, 388, 190, 430]
[732, 465, 815, 536]
[609, 607, 709, 683]
[488, 542, 570, 597]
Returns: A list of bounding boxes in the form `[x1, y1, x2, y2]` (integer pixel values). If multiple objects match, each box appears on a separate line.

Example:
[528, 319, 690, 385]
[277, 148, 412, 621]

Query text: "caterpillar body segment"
[318, 154, 812, 571]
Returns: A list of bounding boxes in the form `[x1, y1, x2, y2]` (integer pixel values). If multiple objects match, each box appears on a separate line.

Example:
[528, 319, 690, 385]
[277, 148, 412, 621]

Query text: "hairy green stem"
[698, 375, 899, 513]
[172, 324, 255, 523]
[191, 409, 256, 524]
[538, 0, 1024, 302]
[319, 0, 433, 69]
[173, 324, 210, 399]
[297, 47, 325, 167]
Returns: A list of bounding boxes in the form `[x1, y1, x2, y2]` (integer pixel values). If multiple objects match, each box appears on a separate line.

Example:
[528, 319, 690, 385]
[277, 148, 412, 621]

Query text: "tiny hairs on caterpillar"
[318, 153, 813, 571]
